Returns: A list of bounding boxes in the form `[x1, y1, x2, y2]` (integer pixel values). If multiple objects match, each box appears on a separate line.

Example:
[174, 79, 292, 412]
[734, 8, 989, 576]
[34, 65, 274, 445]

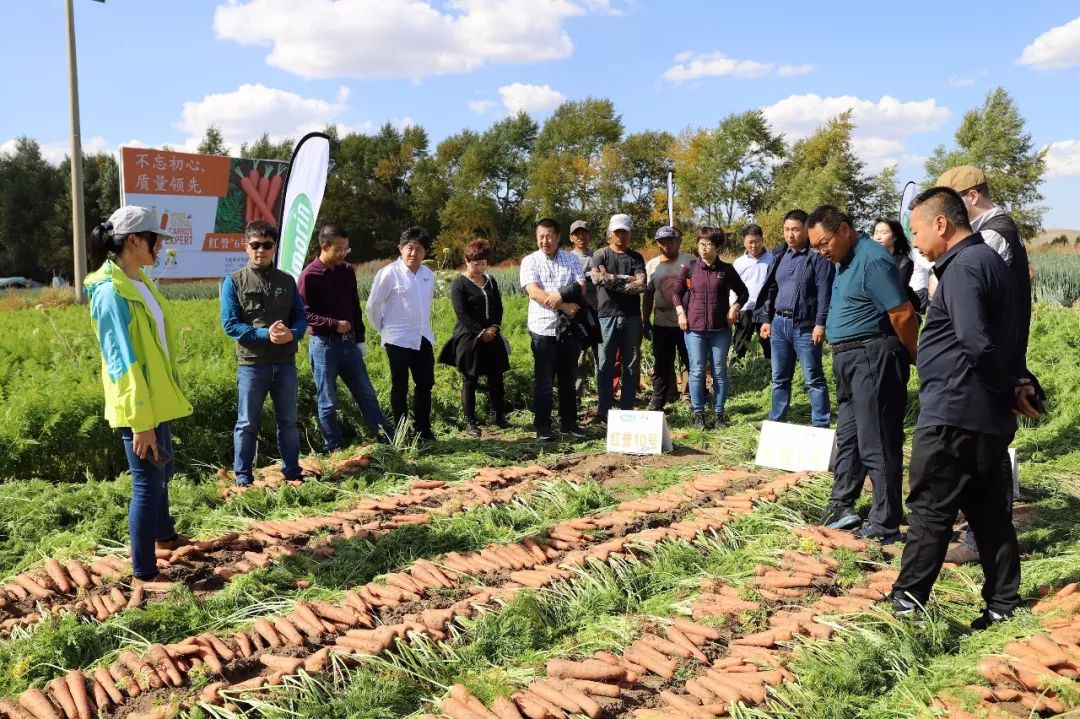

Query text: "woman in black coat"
[438, 238, 511, 436]
[873, 218, 923, 312]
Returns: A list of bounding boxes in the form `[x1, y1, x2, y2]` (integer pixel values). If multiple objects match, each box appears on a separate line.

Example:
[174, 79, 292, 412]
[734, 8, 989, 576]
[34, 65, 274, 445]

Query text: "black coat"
[438, 274, 510, 376]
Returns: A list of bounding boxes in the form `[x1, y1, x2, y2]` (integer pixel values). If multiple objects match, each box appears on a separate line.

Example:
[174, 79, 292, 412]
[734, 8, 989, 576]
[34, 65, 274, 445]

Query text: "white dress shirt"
[731, 250, 773, 311]
[366, 258, 435, 349]
[519, 249, 585, 336]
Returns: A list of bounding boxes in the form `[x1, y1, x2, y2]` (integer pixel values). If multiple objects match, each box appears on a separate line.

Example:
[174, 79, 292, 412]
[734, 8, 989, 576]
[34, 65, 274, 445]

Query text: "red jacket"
[672, 258, 749, 332]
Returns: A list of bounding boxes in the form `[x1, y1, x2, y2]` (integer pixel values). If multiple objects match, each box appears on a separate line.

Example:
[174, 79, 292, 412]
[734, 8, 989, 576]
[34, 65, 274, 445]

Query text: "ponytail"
[88, 221, 125, 268]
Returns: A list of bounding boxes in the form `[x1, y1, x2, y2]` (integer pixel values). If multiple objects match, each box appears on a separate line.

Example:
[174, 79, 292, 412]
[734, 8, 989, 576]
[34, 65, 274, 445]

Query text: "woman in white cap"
[85, 206, 193, 583]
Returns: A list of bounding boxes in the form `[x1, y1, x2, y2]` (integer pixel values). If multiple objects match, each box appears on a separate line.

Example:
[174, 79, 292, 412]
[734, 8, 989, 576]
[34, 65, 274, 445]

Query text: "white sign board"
[605, 410, 673, 455]
[754, 420, 836, 472]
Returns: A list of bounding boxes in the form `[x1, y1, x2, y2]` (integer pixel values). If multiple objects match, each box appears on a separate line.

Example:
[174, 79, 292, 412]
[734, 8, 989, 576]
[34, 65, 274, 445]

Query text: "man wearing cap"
[731, 224, 773, 362]
[935, 166, 1033, 566]
[220, 220, 308, 487]
[754, 209, 834, 428]
[807, 205, 918, 545]
[890, 186, 1042, 629]
[568, 220, 598, 406]
[589, 213, 647, 421]
[643, 226, 694, 412]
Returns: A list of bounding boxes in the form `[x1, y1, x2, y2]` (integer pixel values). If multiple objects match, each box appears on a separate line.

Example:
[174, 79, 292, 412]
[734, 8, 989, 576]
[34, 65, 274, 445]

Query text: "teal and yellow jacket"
[85, 260, 193, 432]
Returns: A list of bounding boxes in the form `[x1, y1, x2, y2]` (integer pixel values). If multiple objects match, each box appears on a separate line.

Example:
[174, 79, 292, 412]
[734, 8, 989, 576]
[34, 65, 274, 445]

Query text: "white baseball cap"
[607, 213, 633, 233]
[106, 206, 173, 238]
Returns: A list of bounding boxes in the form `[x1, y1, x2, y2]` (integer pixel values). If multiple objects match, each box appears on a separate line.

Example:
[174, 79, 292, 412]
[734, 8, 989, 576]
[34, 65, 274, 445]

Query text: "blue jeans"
[233, 362, 301, 485]
[120, 422, 176, 579]
[685, 329, 733, 414]
[597, 316, 642, 416]
[768, 315, 830, 427]
[309, 335, 392, 450]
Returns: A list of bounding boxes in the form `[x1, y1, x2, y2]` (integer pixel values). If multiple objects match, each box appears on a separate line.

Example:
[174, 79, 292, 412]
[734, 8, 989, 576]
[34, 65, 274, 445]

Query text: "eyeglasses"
[810, 232, 838, 251]
[333, 246, 351, 255]
[247, 241, 275, 251]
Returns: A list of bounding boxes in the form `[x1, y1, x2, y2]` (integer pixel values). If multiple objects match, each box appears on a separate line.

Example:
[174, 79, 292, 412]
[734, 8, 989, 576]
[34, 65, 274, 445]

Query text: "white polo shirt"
[366, 258, 435, 349]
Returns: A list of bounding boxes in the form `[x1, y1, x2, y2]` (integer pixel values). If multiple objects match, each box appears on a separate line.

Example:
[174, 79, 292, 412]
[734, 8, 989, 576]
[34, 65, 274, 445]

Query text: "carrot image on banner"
[276, 133, 331, 280]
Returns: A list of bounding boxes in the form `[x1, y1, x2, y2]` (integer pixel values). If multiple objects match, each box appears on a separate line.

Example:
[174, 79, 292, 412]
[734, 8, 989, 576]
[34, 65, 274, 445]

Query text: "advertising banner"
[276, 133, 331, 280]
[120, 147, 288, 278]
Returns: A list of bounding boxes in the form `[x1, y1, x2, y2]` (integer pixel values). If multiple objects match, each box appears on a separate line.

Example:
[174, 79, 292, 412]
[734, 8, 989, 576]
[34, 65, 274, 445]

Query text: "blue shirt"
[220, 273, 308, 344]
[826, 236, 908, 344]
[774, 245, 809, 311]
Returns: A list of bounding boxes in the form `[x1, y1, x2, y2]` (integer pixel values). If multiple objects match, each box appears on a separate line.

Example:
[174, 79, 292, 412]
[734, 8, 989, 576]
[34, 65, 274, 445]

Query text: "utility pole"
[66, 0, 94, 302]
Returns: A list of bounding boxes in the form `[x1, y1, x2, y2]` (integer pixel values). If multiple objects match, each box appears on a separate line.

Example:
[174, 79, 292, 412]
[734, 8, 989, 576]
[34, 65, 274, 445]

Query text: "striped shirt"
[519, 249, 585, 336]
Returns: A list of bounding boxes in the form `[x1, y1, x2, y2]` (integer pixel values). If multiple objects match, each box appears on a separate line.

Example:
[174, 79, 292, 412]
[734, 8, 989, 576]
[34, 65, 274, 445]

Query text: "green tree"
[676, 111, 785, 231]
[0, 138, 65, 281]
[598, 130, 675, 240]
[240, 133, 294, 161]
[196, 124, 230, 156]
[924, 86, 1047, 239]
[50, 152, 121, 276]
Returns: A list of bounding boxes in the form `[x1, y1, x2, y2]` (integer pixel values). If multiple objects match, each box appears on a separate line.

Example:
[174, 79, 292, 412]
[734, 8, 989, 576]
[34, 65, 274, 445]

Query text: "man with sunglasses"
[220, 221, 308, 487]
[807, 205, 918, 546]
[299, 224, 394, 450]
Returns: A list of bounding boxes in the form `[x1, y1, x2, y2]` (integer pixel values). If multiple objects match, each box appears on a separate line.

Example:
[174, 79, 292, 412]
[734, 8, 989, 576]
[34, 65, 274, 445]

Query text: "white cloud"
[497, 83, 566, 114]
[1045, 140, 1080, 177]
[213, 0, 601, 80]
[947, 76, 975, 87]
[663, 52, 774, 82]
[1018, 16, 1080, 69]
[778, 64, 814, 77]
[0, 135, 131, 164]
[761, 93, 950, 173]
[177, 83, 350, 151]
[468, 99, 497, 114]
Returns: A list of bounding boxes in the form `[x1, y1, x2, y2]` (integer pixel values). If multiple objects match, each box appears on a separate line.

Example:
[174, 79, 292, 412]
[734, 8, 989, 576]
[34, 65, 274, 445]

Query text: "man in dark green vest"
[220, 221, 308, 486]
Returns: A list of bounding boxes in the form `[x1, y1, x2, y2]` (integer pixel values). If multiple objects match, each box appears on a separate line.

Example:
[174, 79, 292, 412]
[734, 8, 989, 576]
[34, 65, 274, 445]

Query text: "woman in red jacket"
[673, 227, 749, 429]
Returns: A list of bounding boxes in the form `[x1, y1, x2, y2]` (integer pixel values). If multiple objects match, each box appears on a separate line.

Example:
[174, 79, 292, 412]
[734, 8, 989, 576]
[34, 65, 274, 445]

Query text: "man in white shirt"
[520, 218, 587, 441]
[366, 226, 438, 441]
[731, 224, 773, 361]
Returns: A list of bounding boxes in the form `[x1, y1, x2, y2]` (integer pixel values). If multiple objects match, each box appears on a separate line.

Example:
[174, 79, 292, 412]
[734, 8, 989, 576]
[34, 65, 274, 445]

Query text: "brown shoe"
[156, 534, 190, 551]
[944, 543, 980, 565]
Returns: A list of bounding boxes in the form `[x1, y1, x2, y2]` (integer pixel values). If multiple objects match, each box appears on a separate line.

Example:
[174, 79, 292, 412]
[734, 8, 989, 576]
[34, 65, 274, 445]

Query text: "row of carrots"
[238, 165, 285, 228]
[218, 452, 373, 497]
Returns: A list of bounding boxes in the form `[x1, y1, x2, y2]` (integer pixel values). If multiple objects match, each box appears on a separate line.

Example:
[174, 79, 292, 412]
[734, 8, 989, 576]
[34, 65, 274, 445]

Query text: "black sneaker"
[493, 415, 511, 429]
[560, 426, 588, 439]
[970, 608, 1013, 630]
[890, 593, 926, 623]
[714, 411, 731, 427]
[691, 412, 707, 430]
[463, 422, 481, 438]
[819, 503, 861, 530]
[854, 525, 903, 546]
[536, 428, 556, 442]
[417, 429, 437, 442]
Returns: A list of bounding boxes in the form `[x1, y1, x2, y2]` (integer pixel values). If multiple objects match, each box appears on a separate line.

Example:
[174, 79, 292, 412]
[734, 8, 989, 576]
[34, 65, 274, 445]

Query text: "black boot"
[463, 418, 481, 438]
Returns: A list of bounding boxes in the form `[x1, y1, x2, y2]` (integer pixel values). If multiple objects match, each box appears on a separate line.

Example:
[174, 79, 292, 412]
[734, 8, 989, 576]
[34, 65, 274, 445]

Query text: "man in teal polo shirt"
[807, 205, 918, 545]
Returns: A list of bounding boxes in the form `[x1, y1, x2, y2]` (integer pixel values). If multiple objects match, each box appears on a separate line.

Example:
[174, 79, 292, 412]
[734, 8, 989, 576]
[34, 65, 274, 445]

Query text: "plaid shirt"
[519, 249, 585, 336]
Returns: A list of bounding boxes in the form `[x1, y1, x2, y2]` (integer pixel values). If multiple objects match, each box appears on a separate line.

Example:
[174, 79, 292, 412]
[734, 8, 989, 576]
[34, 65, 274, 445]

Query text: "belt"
[831, 333, 892, 353]
[775, 309, 794, 318]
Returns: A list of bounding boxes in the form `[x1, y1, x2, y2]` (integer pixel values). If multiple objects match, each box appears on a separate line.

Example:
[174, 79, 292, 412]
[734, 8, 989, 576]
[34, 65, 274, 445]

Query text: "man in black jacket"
[754, 209, 834, 427]
[890, 187, 1043, 630]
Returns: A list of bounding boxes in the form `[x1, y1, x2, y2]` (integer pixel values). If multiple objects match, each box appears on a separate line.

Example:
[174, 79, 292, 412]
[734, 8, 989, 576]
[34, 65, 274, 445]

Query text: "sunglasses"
[247, 241, 275, 251]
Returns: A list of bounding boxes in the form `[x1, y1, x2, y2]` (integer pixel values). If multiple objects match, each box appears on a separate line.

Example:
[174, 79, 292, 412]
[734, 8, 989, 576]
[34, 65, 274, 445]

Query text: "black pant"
[649, 325, 687, 409]
[531, 332, 581, 432]
[892, 425, 1020, 614]
[829, 336, 909, 530]
[462, 372, 505, 423]
[731, 309, 770, 361]
[385, 339, 435, 434]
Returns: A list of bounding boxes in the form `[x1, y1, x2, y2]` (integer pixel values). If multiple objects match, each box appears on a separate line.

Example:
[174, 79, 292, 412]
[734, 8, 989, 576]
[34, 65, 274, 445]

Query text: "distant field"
[1033, 227, 1080, 247]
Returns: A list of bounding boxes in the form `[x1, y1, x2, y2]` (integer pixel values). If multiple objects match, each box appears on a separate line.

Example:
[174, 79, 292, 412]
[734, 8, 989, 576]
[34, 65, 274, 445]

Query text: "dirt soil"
[546, 447, 713, 499]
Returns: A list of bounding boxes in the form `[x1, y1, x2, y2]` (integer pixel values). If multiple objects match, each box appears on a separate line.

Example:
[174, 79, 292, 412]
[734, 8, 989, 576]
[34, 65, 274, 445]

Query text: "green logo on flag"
[280, 193, 314, 276]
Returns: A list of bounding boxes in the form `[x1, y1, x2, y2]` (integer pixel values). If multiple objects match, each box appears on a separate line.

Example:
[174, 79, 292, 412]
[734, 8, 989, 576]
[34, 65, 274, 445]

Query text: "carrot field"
[0, 295, 1079, 719]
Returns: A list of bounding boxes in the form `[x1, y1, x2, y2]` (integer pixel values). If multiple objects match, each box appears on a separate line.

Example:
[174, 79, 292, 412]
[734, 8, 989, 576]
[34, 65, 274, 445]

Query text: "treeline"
[0, 87, 1045, 281]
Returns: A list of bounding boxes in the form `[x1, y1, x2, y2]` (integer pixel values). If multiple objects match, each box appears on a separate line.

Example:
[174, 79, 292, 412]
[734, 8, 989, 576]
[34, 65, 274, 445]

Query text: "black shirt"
[589, 247, 646, 318]
[916, 233, 1019, 436]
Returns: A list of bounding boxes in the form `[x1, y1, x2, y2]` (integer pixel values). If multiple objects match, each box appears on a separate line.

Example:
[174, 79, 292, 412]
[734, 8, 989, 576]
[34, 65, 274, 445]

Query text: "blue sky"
[3, 0, 1079, 228]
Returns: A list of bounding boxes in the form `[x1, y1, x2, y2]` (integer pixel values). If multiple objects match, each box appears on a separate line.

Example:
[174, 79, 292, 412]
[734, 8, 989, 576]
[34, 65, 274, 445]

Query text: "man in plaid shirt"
[520, 218, 587, 441]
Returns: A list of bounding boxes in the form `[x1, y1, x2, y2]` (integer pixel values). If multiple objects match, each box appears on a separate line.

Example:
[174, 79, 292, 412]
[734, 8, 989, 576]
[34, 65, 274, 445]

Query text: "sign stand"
[606, 410, 673, 455]
[754, 421, 836, 472]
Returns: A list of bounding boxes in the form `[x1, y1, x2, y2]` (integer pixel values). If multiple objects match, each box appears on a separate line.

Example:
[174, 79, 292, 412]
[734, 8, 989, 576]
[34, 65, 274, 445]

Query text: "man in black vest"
[220, 221, 308, 487]
[890, 186, 1042, 629]
[936, 166, 1033, 565]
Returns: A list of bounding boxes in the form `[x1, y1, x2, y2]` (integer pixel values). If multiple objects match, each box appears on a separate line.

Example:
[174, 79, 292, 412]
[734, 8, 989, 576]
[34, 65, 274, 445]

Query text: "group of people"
[84, 164, 1043, 628]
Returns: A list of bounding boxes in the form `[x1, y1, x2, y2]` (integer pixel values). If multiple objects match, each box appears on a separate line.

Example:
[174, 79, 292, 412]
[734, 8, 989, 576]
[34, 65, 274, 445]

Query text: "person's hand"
[1014, 379, 1045, 420]
[132, 428, 159, 463]
[727, 304, 740, 325]
[357, 342, 368, 358]
[269, 321, 293, 345]
[642, 319, 652, 341]
[677, 312, 688, 331]
[760, 323, 771, 340]
[543, 291, 562, 309]
[561, 302, 581, 317]
[336, 320, 352, 334]
[812, 325, 825, 345]
[480, 327, 496, 343]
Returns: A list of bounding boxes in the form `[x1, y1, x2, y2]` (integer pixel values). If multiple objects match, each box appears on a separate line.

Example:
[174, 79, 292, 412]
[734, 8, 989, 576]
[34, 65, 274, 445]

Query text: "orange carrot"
[43, 560, 72, 594]
[660, 690, 712, 719]
[148, 644, 183, 687]
[624, 645, 677, 679]
[64, 672, 92, 719]
[666, 626, 709, 662]
[491, 696, 525, 719]
[528, 681, 588, 717]
[546, 659, 627, 682]
[545, 679, 600, 718]
[246, 169, 259, 222]
[240, 176, 278, 229]
[252, 618, 283, 648]
[12, 575, 51, 600]
[569, 679, 621, 698]
[439, 697, 484, 719]
[265, 173, 284, 219]
[259, 654, 304, 674]
[18, 689, 61, 719]
[273, 616, 306, 646]
[513, 693, 554, 719]
[92, 669, 123, 706]
[641, 633, 693, 659]
[47, 677, 77, 719]
[0, 699, 35, 719]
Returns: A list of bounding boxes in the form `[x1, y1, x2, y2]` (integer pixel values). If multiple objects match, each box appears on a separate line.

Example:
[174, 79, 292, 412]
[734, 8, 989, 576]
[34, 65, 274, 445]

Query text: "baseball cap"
[607, 213, 633, 233]
[107, 206, 173, 238]
[654, 225, 678, 241]
[936, 165, 986, 193]
[569, 220, 589, 234]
